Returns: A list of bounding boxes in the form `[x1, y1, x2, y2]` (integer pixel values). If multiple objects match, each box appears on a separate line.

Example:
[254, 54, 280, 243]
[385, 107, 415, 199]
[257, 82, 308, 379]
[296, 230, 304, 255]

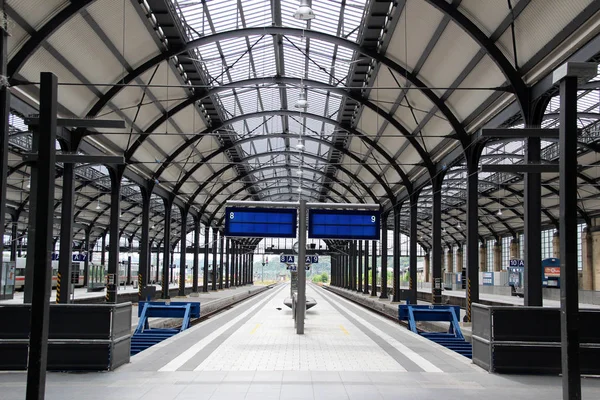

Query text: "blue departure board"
[308, 209, 380, 240]
[224, 207, 297, 238]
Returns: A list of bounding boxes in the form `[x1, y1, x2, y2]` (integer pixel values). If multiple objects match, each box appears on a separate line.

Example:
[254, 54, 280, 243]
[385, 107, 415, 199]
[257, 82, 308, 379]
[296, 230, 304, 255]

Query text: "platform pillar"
[364, 240, 370, 294]
[57, 160, 75, 304]
[203, 226, 209, 291]
[494, 241, 502, 272]
[432, 176, 443, 304]
[219, 231, 224, 289]
[424, 253, 430, 283]
[225, 238, 230, 288]
[138, 185, 152, 297]
[212, 229, 218, 290]
[392, 204, 401, 302]
[371, 240, 377, 296]
[161, 197, 173, 299]
[107, 166, 124, 303]
[357, 240, 362, 292]
[26, 72, 57, 400]
[380, 214, 389, 299]
[10, 219, 17, 261]
[581, 229, 593, 290]
[0, 11, 9, 285]
[156, 240, 161, 283]
[192, 217, 200, 292]
[178, 206, 188, 297]
[465, 147, 481, 322]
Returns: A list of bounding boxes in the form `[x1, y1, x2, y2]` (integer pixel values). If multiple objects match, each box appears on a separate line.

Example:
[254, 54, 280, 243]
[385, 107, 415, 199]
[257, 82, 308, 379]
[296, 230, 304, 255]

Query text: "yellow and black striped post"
[466, 279, 472, 322]
[55, 272, 61, 303]
[138, 273, 142, 300]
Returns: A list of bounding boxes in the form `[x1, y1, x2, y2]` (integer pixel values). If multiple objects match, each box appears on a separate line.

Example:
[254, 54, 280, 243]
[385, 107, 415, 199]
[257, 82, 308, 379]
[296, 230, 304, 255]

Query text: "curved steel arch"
[126, 76, 433, 176]
[198, 172, 361, 226]
[7, 0, 97, 77]
[161, 117, 406, 200]
[143, 110, 412, 192]
[85, 27, 468, 151]
[186, 150, 393, 208]
[425, 0, 528, 113]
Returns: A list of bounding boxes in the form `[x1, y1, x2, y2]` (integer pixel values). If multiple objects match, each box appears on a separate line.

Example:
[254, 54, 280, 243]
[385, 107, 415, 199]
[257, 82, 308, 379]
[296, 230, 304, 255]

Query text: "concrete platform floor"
[1, 283, 599, 400]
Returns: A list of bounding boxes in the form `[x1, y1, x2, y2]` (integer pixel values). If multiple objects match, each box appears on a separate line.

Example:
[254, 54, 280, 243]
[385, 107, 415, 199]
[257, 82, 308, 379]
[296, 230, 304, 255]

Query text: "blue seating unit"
[398, 304, 472, 359]
[130, 302, 200, 356]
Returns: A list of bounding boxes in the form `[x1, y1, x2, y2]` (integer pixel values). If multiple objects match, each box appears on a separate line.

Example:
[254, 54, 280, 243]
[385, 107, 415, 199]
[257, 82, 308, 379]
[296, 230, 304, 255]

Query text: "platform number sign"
[224, 207, 297, 238]
[308, 209, 381, 240]
[280, 255, 318, 264]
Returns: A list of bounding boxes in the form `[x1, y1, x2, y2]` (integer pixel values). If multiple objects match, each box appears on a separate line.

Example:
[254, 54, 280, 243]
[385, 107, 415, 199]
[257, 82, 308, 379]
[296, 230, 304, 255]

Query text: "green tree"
[320, 272, 329, 283]
[312, 274, 322, 283]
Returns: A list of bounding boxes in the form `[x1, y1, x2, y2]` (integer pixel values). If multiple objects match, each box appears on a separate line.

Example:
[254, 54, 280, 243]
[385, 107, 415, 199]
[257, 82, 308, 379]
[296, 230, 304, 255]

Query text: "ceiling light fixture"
[497, 209, 503, 217]
[295, 140, 305, 150]
[96, 200, 101, 210]
[293, 0, 315, 20]
[295, 89, 309, 109]
[297, 169, 303, 175]
[457, 222, 461, 229]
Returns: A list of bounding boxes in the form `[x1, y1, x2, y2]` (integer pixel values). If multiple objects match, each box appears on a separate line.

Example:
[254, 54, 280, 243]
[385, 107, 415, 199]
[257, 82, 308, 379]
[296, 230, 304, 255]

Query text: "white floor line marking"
[320, 287, 443, 373]
[323, 286, 484, 372]
[158, 285, 286, 372]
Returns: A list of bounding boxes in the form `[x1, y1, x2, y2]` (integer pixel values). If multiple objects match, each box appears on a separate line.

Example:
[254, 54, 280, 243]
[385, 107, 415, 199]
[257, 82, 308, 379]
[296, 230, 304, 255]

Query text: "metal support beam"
[106, 165, 124, 303]
[392, 206, 401, 302]
[296, 199, 307, 334]
[481, 128, 559, 138]
[555, 63, 595, 400]
[364, 240, 370, 295]
[409, 192, 419, 304]
[380, 216, 388, 299]
[0, 14, 9, 275]
[225, 200, 380, 210]
[225, 238, 230, 288]
[83, 228, 90, 287]
[193, 217, 199, 292]
[481, 164, 558, 174]
[356, 240, 361, 292]
[432, 177, 443, 304]
[26, 72, 57, 400]
[212, 229, 218, 290]
[161, 196, 173, 299]
[57, 159, 74, 304]
[524, 146, 543, 305]
[465, 148, 480, 321]
[138, 185, 152, 299]
[179, 206, 188, 297]
[24, 117, 124, 129]
[371, 240, 377, 297]
[203, 226, 209, 291]
[219, 232, 224, 290]
[22, 153, 124, 165]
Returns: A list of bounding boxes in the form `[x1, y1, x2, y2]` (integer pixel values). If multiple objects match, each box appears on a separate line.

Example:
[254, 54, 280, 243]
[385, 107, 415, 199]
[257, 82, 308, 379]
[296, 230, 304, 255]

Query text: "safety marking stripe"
[339, 325, 350, 335]
[250, 323, 261, 335]
[159, 285, 283, 372]
[326, 290, 443, 373]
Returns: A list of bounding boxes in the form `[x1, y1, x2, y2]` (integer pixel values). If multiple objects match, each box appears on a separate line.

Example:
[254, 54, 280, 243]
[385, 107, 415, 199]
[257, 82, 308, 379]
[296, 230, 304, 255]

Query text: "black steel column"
[57, 157, 75, 303]
[156, 240, 161, 283]
[225, 238, 230, 288]
[26, 72, 57, 400]
[351, 241, 357, 290]
[203, 226, 209, 291]
[392, 205, 401, 302]
[409, 191, 419, 304]
[101, 233, 106, 266]
[219, 231, 224, 289]
[524, 137, 542, 306]
[10, 219, 17, 261]
[558, 71, 583, 400]
[465, 148, 480, 322]
[138, 185, 151, 298]
[179, 206, 188, 297]
[212, 229, 218, 290]
[380, 215, 388, 299]
[364, 240, 369, 294]
[371, 240, 377, 296]
[83, 228, 90, 287]
[432, 177, 443, 304]
[0, 4, 10, 278]
[106, 166, 124, 303]
[357, 240, 363, 292]
[24, 126, 39, 303]
[192, 217, 199, 292]
[161, 197, 173, 299]
[126, 237, 132, 286]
